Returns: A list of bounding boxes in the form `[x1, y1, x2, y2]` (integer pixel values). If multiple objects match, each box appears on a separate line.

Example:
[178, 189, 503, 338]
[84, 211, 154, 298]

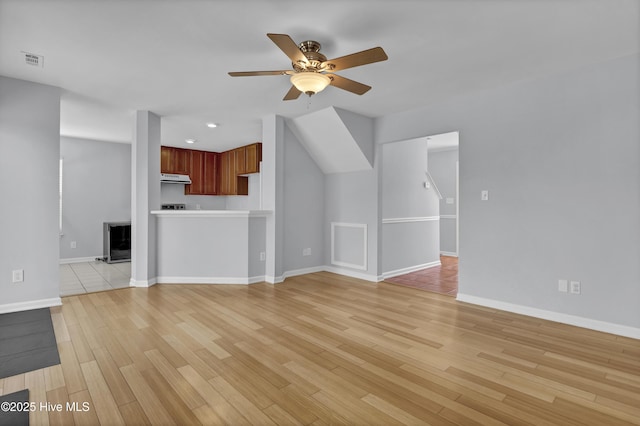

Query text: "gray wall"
[381, 137, 440, 274]
[282, 124, 325, 273]
[321, 113, 380, 280]
[324, 167, 380, 279]
[428, 148, 458, 255]
[0, 76, 61, 309]
[60, 137, 131, 260]
[161, 183, 227, 210]
[375, 53, 640, 329]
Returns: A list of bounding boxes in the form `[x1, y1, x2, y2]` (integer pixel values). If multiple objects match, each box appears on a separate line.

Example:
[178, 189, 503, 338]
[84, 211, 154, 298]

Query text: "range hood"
[160, 173, 191, 184]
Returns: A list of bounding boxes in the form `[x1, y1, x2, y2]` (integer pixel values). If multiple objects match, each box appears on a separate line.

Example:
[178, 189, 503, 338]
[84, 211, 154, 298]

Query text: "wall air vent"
[22, 51, 44, 67]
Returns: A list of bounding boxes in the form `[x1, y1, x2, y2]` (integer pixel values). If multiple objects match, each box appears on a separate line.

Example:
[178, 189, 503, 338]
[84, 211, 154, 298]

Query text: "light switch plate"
[570, 281, 581, 294]
[558, 279, 568, 292]
[12, 269, 24, 283]
[481, 190, 489, 201]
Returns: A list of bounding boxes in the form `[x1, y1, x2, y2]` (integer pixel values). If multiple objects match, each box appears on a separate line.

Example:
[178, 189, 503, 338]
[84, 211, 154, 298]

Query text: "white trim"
[440, 215, 457, 220]
[331, 222, 368, 271]
[382, 216, 440, 224]
[324, 265, 382, 282]
[456, 293, 640, 340]
[266, 266, 334, 284]
[382, 260, 441, 279]
[150, 210, 271, 218]
[264, 275, 284, 284]
[440, 251, 458, 257]
[129, 277, 157, 288]
[424, 171, 443, 200]
[59, 256, 103, 264]
[156, 276, 266, 285]
[284, 266, 325, 280]
[456, 159, 459, 256]
[0, 297, 62, 314]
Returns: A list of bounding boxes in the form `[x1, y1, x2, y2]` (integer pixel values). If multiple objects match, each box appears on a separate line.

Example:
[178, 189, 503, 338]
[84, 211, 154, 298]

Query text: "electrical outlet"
[260, 252, 266, 261]
[12, 269, 24, 283]
[558, 279, 568, 293]
[70, 241, 77, 249]
[570, 281, 581, 294]
[302, 248, 311, 256]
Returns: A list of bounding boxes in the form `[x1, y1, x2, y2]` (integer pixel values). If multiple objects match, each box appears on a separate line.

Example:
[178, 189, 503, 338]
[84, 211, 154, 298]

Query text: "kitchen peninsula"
[151, 210, 270, 284]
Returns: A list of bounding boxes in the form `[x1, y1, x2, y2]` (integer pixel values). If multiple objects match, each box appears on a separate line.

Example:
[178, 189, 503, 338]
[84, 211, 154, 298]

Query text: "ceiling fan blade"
[283, 85, 302, 101]
[228, 70, 292, 77]
[327, 74, 371, 95]
[323, 47, 388, 72]
[267, 33, 309, 66]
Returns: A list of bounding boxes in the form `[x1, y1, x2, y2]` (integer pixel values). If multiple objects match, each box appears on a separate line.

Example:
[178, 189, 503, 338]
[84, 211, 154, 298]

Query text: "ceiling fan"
[228, 33, 388, 100]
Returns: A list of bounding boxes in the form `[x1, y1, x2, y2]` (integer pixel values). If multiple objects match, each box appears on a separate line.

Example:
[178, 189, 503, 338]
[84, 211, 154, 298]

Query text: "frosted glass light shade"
[290, 72, 331, 95]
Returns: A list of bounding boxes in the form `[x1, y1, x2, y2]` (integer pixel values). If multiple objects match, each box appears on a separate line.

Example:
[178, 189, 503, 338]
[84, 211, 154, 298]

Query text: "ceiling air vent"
[22, 51, 44, 67]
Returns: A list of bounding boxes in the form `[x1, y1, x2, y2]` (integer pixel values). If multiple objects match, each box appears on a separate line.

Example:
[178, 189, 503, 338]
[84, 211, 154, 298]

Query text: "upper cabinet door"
[203, 152, 219, 195]
[172, 148, 190, 175]
[161, 146, 190, 175]
[161, 146, 172, 173]
[185, 150, 205, 195]
[235, 146, 247, 175]
[244, 143, 262, 174]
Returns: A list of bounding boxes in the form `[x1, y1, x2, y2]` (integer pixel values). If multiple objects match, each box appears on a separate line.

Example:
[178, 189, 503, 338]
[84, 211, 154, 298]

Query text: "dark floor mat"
[0, 308, 60, 379]
[0, 389, 29, 426]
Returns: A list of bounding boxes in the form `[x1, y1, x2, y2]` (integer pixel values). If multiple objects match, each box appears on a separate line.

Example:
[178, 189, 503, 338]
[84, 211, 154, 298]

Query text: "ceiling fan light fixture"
[290, 72, 331, 96]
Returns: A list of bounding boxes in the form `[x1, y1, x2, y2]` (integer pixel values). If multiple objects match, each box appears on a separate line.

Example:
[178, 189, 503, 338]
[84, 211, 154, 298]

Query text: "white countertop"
[150, 209, 271, 218]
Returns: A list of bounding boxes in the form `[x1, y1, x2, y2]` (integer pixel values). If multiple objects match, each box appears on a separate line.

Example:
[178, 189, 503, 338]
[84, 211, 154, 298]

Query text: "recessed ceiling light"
[206, 123, 217, 128]
[185, 139, 196, 144]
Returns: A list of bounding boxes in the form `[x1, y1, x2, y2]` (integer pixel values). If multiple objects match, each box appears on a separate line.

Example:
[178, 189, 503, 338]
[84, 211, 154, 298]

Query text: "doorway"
[384, 131, 459, 296]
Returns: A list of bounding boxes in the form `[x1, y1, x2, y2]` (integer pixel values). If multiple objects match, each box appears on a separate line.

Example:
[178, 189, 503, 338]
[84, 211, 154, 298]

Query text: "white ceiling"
[1, 0, 637, 152]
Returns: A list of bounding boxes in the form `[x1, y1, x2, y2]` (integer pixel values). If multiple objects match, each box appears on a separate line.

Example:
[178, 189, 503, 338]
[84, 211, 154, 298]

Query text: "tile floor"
[384, 255, 458, 296]
[59, 261, 131, 296]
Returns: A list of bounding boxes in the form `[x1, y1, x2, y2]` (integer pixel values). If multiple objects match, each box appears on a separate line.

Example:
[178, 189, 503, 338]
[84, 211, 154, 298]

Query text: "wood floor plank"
[177, 365, 251, 425]
[209, 376, 278, 426]
[41, 273, 639, 425]
[25, 369, 50, 426]
[45, 385, 75, 426]
[119, 364, 176, 426]
[143, 348, 205, 410]
[57, 340, 87, 394]
[80, 360, 125, 426]
[68, 389, 100, 426]
[117, 401, 150, 425]
[91, 347, 135, 406]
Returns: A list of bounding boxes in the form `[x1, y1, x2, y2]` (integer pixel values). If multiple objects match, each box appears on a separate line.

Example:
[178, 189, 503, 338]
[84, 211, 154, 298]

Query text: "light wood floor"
[1, 272, 639, 425]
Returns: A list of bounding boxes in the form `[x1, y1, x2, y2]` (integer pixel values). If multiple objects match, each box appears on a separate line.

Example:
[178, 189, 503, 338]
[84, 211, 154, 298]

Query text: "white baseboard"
[266, 266, 330, 284]
[156, 276, 266, 285]
[456, 293, 640, 340]
[0, 297, 62, 314]
[440, 251, 458, 257]
[265, 275, 284, 284]
[129, 278, 157, 288]
[323, 265, 382, 282]
[382, 260, 441, 279]
[59, 256, 103, 264]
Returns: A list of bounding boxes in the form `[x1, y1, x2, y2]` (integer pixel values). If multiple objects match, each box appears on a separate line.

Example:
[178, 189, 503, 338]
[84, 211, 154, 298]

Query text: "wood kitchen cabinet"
[234, 146, 246, 175]
[233, 143, 262, 176]
[162, 143, 260, 196]
[184, 150, 204, 195]
[244, 143, 262, 174]
[218, 150, 248, 196]
[203, 152, 219, 195]
[185, 150, 219, 195]
[161, 146, 190, 174]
